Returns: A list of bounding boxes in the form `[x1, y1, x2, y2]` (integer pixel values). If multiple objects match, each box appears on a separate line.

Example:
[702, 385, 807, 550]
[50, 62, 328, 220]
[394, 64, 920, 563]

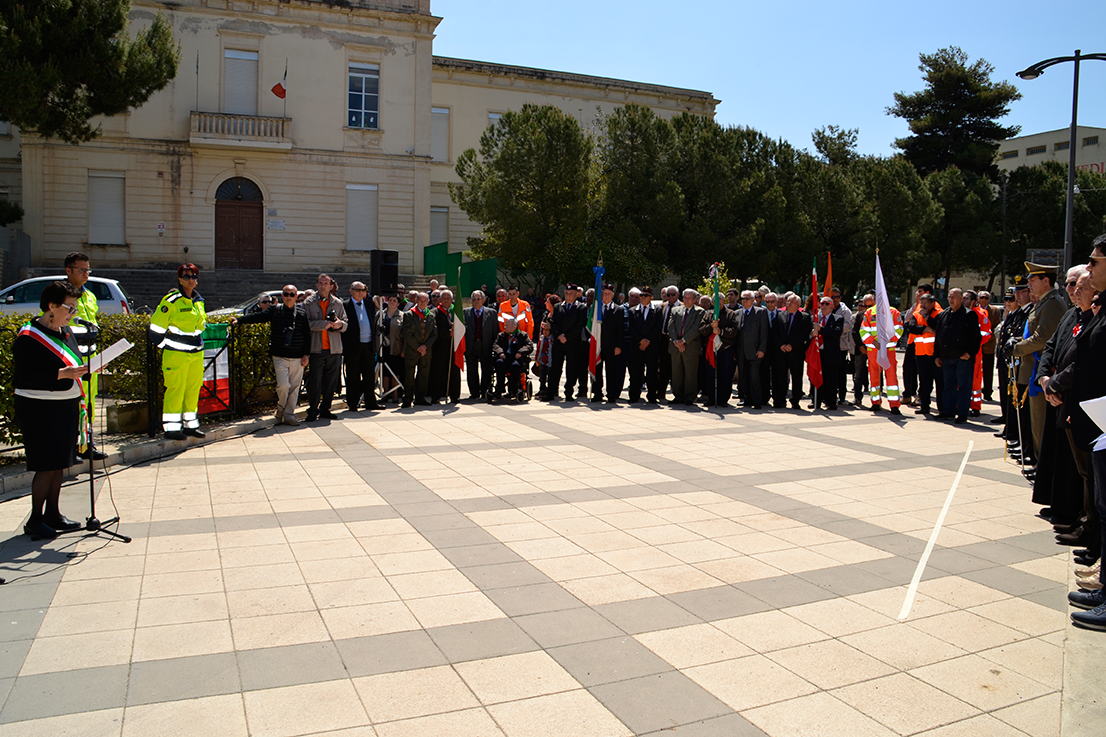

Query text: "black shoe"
[969, 409, 981, 417]
[934, 413, 953, 419]
[684, 399, 694, 406]
[871, 404, 883, 412]
[751, 404, 762, 410]
[1076, 555, 1098, 567]
[1057, 529, 1088, 545]
[1075, 549, 1097, 560]
[890, 407, 902, 416]
[1072, 602, 1106, 629]
[993, 431, 1006, 438]
[364, 402, 380, 411]
[954, 416, 968, 424]
[24, 520, 58, 539]
[790, 402, 800, 409]
[320, 411, 338, 420]
[43, 514, 82, 532]
[184, 428, 205, 438]
[1068, 588, 1106, 610]
[990, 417, 1006, 424]
[164, 430, 187, 440]
[78, 446, 109, 461]
[486, 394, 495, 404]
[915, 407, 930, 415]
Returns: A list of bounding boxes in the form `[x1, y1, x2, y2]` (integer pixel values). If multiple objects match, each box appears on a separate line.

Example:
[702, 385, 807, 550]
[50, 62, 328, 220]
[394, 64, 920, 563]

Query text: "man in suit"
[934, 288, 981, 423]
[735, 290, 769, 409]
[343, 281, 379, 412]
[700, 296, 739, 407]
[592, 283, 628, 404]
[628, 286, 664, 403]
[774, 294, 812, 408]
[490, 316, 534, 402]
[429, 289, 460, 404]
[547, 283, 588, 401]
[656, 285, 680, 400]
[464, 290, 498, 399]
[667, 288, 705, 406]
[814, 296, 843, 410]
[400, 292, 437, 407]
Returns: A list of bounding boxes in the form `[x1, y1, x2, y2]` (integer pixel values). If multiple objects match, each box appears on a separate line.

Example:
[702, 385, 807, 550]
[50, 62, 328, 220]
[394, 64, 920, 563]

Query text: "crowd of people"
[15, 241, 1106, 635]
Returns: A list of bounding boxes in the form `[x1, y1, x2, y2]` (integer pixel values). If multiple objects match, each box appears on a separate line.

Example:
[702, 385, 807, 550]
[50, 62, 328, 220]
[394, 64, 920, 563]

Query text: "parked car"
[0, 276, 134, 315]
[206, 290, 290, 318]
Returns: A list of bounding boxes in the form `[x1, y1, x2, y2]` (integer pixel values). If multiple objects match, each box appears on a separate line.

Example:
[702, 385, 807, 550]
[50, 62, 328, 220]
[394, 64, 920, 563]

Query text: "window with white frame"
[224, 49, 259, 116]
[488, 112, 502, 127]
[348, 63, 379, 129]
[88, 171, 126, 245]
[431, 108, 450, 162]
[346, 184, 378, 251]
[430, 207, 449, 247]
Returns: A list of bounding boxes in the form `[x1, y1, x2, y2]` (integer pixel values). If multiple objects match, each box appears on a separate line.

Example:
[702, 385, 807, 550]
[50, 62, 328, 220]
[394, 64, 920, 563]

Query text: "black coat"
[776, 310, 812, 357]
[492, 330, 534, 360]
[816, 313, 843, 353]
[343, 297, 378, 353]
[934, 306, 981, 360]
[598, 302, 627, 358]
[1065, 300, 1106, 448]
[236, 303, 311, 358]
[551, 301, 587, 345]
[628, 302, 664, 349]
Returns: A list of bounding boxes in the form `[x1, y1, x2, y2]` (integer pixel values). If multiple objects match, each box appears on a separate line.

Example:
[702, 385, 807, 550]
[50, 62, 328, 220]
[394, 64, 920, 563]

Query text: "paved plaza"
[0, 399, 1100, 736]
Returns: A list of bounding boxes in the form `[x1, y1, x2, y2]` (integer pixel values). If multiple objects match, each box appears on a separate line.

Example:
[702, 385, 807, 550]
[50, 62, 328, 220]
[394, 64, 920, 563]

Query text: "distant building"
[996, 126, 1106, 175]
[1, 0, 717, 278]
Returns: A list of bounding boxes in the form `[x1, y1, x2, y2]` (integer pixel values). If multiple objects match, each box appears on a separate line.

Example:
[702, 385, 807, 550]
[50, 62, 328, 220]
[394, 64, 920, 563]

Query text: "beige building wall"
[16, 0, 716, 278]
[429, 57, 718, 257]
[997, 126, 1106, 174]
[21, 0, 439, 275]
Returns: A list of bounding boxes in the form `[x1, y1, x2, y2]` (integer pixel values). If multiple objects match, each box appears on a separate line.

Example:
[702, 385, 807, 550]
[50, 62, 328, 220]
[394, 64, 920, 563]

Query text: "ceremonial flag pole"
[706, 263, 721, 403]
[449, 266, 465, 400]
[587, 256, 605, 386]
[874, 249, 895, 371]
[271, 59, 288, 118]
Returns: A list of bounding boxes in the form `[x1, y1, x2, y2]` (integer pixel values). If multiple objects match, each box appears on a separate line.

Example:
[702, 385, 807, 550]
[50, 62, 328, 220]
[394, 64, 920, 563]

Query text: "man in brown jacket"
[304, 275, 348, 422]
[1009, 263, 1067, 461]
[400, 292, 437, 407]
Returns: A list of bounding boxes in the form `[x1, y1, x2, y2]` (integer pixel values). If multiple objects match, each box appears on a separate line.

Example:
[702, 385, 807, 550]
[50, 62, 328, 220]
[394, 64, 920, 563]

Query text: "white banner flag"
[874, 253, 896, 371]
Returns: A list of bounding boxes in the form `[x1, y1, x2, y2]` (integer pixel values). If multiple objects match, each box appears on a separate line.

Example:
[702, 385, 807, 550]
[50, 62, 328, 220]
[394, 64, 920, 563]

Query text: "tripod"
[376, 356, 404, 401]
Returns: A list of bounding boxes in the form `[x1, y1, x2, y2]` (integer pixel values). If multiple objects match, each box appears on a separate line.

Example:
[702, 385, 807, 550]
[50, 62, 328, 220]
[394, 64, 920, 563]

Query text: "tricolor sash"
[19, 322, 90, 450]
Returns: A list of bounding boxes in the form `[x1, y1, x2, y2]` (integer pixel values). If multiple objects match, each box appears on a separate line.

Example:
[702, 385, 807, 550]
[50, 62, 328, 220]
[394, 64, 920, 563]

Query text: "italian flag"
[452, 288, 466, 370]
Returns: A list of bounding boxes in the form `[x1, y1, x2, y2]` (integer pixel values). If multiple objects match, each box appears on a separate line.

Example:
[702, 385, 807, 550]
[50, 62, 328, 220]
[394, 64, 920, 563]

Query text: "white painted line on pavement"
[898, 440, 974, 620]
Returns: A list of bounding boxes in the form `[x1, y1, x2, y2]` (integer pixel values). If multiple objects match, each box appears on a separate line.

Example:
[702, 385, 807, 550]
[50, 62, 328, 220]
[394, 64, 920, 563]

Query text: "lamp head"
[1017, 68, 1041, 80]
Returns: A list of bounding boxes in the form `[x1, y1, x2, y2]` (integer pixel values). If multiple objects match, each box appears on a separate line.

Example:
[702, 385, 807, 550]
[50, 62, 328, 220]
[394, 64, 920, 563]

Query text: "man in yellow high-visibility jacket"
[64, 252, 108, 460]
[859, 301, 904, 414]
[150, 264, 207, 440]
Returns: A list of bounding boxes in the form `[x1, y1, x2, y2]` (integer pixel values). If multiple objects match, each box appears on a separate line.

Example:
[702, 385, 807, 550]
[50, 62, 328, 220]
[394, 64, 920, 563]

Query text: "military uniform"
[150, 289, 206, 437]
[1011, 263, 1067, 461]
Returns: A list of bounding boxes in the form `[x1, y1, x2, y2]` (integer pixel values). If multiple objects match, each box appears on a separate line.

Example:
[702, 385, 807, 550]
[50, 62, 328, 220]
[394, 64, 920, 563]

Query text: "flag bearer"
[150, 264, 207, 441]
[859, 298, 904, 414]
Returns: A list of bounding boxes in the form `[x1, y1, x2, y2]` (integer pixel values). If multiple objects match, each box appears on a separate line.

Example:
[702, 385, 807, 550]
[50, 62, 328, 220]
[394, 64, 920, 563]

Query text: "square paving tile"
[766, 639, 897, 690]
[684, 653, 818, 711]
[122, 693, 247, 737]
[832, 672, 981, 734]
[487, 689, 631, 737]
[590, 671, 732, 734]
[455, 651, 581, 704]
[353, 665, 480, 722]
[742, 691, 898, 737]
[549, 637, 673, 687]
[909, 653, 1054, 711]
[0, 664, 129, 724]
[244, 679, 370, 737]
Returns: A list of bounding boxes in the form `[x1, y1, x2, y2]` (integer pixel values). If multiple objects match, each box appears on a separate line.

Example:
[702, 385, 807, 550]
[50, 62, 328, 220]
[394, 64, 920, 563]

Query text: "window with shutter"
[430, 207, 449, 247]
[431, 108, 450, 162]
[224, 49, 259, 116]
[88, 171, 126, 245]
[346, 185, 378, 251]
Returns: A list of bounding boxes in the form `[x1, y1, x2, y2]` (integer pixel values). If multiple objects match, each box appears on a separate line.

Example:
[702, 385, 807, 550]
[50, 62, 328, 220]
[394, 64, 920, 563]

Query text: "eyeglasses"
[1003, 296, 1016, 301]
[181, 274, 197, 280]
[259, 299, 273, 305]
[64, 304, 78, 314]
[1066, 281, 1078, 288]
[68, 266, 91, 274]
[282, 291, 297, 297]
[351, 287, 367, 292]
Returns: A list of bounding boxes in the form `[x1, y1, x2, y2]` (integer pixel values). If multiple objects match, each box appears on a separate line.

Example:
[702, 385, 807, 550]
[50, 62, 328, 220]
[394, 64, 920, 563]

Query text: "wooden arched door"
[214, 177, 264, 270]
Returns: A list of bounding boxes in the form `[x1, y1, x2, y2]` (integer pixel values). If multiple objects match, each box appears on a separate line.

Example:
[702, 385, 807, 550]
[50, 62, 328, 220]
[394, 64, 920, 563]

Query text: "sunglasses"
[260, 299, 273, 304]
[352, 287, 367, 292]
[181, 274, 198, 280]
[282, 291, 297, 297]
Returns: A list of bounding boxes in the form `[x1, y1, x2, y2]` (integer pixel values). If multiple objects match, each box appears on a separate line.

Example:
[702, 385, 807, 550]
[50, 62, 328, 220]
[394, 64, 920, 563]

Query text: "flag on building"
[587, 262, 605, 380]
[873, 252, 896, 371]
[271, 61, 288, 99]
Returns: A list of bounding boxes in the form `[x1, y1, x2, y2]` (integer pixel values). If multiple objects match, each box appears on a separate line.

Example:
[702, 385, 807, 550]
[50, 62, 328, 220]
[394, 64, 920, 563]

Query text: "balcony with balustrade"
[189, 112, 292, 150]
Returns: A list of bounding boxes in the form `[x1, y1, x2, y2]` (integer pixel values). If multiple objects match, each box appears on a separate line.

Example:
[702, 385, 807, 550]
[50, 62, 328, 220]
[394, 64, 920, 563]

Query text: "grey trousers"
[273, 356, 305, 420]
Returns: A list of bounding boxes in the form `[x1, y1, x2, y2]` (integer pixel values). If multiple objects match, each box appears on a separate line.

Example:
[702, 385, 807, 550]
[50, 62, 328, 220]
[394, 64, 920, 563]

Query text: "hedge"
[0, 312, 275, 446]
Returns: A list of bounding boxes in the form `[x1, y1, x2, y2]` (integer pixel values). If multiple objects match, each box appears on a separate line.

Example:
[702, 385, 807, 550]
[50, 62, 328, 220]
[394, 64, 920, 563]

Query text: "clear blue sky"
[431, 0, 1105, 157]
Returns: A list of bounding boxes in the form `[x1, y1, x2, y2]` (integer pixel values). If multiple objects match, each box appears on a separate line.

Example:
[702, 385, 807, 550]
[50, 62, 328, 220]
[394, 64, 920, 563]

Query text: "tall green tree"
[887, 47, 1021, 179]
[924, 167, 1000, 288]
[592, 104, 684, 285]
[450, 104, 593, 284]
[1003, 161, 1106, 268]
[0, 0, 180, 144]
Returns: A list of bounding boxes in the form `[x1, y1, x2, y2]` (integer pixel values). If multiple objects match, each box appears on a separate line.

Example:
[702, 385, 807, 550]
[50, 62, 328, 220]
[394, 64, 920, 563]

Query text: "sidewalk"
[0, 399, 1098, 736]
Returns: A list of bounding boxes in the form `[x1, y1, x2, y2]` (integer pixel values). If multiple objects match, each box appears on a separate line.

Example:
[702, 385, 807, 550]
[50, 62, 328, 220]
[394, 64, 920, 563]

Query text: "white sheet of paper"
[1079, 395, 1106, 435]
[88, 339, 134, 373]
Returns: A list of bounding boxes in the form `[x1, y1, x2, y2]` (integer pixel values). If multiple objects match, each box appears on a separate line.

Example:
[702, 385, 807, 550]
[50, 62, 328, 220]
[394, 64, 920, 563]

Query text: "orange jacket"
[498, 299, 534, 338]
[908, 303, 942, 356]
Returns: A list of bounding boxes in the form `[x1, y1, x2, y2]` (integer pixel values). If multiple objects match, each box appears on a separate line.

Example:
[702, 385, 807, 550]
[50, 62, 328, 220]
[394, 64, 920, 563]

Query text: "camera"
[327, 310, 338, 330]
[283, 325, 295, 346]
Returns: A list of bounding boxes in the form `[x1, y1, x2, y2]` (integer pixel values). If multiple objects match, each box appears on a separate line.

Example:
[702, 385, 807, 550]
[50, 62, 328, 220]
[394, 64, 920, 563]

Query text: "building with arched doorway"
[8, 0, 716, 286]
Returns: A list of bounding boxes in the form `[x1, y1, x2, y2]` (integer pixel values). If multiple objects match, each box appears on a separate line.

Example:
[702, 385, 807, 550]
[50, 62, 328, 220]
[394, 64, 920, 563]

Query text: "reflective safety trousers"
[162, 349, 203, 431]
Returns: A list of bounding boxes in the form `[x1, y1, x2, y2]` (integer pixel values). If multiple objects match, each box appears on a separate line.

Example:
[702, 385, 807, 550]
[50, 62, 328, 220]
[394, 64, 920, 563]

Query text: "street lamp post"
[1017, 50, 1106, 273]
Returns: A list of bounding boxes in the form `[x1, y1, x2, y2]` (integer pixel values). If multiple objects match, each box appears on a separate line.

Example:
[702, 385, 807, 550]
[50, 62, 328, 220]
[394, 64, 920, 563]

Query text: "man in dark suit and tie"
[656, 286, 680, 401]
[775, 294, 812, 408]
[735, 290, 769, 409]
[464, 290, 499, 399]
[628, 286, 664, 403]
[667, 288, 706, 406]
[430, 289, 460, 404]
[547, 283, 588, 401]
[815, 296, 844, 410]
[343, 281, 379, 411]
[592, 283, 628, 404]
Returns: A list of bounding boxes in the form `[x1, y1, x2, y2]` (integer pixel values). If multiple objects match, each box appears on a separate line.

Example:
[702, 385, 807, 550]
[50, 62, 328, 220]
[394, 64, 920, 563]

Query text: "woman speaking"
[14, 280, 90, 538]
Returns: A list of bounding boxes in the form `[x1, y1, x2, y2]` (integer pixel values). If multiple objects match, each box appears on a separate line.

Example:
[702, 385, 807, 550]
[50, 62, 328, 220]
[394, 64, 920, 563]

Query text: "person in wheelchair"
[490, 316, 534, 403]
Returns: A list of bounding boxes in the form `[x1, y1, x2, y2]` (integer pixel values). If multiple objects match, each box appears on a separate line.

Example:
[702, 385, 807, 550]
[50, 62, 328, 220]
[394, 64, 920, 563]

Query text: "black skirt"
[15, 395, 79, 472]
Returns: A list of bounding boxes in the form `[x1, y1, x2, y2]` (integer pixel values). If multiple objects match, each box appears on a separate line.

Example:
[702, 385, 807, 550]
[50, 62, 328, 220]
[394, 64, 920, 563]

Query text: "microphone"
[73, 317, 95, 328]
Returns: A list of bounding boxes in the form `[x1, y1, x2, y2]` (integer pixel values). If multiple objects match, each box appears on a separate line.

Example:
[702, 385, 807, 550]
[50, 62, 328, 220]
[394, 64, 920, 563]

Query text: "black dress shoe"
[1058, 529, 1089, 545]
[365, 403, 380, 411]
[24, 520, 58, 539]
[1038, 507, 1055, 519]
[954, 416, 968, 424]
[1069, 588, 1106, 610]
[306, 412, 319, 421]
[934, 413, 954, 419]
[320, 410, 339, 419]
[993, 431, 1006, 438]
[1075, 549, 1098, 559]
[1076, 555, 1098, 567]
[78, 446, 109, 461]
[164, 430, 187, 440]
[43, 514, 82, 532]
[890, 407, 902, 416]
[415, 400, 431, 406]
[184, 428, 205, 438]
[969, 409, 981, 417]
[915, 408, 930, 415]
